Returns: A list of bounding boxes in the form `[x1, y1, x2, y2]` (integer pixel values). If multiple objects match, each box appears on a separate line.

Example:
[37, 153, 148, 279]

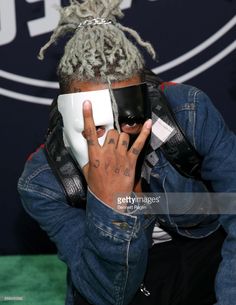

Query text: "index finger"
[128, 119, 152, 160]
[83, 100, 99, 149]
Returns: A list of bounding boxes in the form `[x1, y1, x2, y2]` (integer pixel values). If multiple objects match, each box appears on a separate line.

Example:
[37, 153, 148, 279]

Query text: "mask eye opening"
[82, 126, 106, 139]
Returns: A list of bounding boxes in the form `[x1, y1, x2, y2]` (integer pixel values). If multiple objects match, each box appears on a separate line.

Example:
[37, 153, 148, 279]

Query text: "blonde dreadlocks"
[39, 0, 156, 89]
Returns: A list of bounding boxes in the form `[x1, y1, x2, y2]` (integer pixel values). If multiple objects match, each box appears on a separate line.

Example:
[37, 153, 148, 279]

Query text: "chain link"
[78, 18, 113, 28]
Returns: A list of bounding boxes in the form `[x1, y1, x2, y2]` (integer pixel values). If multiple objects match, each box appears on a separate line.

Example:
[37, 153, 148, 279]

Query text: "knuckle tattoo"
[132, 148, 140, 155]
[122, 140, 128, 148]
[108, 138, 115, 144]
[124, 168, 131, 177]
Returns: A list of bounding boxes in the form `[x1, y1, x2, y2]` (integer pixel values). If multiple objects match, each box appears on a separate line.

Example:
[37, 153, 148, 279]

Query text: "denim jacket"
[18, 83, 236, 305]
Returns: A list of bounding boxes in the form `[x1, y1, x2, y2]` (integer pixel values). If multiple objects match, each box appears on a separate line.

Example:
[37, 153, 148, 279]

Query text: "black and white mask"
[58, 83, 151, 169]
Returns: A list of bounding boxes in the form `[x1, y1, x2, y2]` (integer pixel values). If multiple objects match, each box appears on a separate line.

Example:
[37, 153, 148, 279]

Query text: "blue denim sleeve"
[194, 90, 236, 305]
[17, 151, 150, 305]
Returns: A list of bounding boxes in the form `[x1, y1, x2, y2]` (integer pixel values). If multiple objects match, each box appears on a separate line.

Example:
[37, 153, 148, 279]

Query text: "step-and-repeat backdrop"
[0, 0, 235, 254]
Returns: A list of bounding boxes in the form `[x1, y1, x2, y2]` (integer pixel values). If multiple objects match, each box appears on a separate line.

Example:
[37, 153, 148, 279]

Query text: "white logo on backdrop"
[0, 0, 131, 45]
[0, 0, 235, 105]
[0, 0, 60, 45]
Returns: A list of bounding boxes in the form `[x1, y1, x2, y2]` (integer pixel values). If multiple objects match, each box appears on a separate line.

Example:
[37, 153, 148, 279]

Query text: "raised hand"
[82, 100, 152, 209]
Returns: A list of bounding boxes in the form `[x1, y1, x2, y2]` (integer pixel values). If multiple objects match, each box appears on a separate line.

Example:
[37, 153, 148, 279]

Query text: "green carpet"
[0, 255, 67, 305]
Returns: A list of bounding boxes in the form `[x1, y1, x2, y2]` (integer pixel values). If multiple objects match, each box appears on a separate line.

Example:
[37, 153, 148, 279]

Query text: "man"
[18, 1, 236, 305]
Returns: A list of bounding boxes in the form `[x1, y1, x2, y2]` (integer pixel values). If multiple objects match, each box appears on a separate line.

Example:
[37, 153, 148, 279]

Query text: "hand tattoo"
[122, 141, 129, 148]
[108, 138, 115, 144]
[93, 160, 100, 168]
[132, 148, 140, 155]
[124, 168, 131, 177]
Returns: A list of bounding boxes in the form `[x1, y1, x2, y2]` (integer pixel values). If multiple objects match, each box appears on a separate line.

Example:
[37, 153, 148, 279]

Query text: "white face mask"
[58, 89, 114, 168]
